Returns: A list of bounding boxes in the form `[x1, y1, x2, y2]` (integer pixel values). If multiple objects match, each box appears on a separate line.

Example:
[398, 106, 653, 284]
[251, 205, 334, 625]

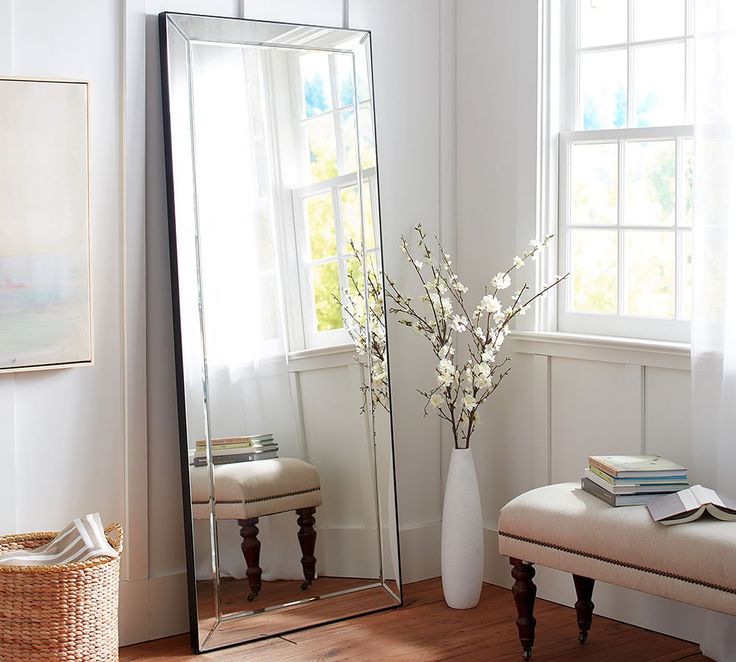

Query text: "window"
[558, 0, 693, 342]
[290, 46, 379, 348]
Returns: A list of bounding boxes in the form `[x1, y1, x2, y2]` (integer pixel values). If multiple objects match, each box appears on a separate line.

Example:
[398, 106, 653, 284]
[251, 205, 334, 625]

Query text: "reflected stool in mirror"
[191, 457, 322, 601]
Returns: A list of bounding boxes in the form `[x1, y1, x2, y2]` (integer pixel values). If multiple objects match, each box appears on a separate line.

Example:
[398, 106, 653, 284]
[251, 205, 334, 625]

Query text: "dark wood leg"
[296, 507, 317, 590]
[237, 518, 261, 601]
[510, 558, 537, 660]
[572, 574, 595, 643]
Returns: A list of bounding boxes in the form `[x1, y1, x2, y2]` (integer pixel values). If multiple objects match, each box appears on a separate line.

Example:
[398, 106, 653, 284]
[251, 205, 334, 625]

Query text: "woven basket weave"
[0, 523, 123, 662]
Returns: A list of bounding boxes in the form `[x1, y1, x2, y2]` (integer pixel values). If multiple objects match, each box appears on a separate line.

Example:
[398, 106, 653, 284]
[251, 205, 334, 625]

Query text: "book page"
[678, 487, 700, 511]
[690, 484, 722, 507]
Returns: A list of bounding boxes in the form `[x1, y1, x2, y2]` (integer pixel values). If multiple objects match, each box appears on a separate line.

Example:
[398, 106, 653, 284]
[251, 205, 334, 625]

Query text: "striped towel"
[0, 513, 119, 566]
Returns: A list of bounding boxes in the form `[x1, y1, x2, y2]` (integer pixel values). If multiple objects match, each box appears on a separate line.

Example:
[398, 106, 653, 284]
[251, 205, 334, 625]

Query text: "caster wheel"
[301, 580, 312, 590]
[579, 631, 588, 644]
[247, 592, 258, 602]
[522, 649, 532, 660]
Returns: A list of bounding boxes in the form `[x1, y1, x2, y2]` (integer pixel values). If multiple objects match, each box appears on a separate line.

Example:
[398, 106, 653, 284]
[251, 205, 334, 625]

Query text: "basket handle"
[105, 522, 124, 555]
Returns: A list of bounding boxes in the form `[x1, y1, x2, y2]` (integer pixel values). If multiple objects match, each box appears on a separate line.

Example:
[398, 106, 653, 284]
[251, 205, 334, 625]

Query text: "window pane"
[312, 262, 343, 331]
[579, 0, 627, 48]
[633, 0, 685, 41]
[306, 115, 338, 182]
[341, 183, 375, 252]
[300, 52, 332, 118]
[633, 43, 685, 127]
[305, 192, 337, 260]
[259, 273, 279, 339]
[334, 53, 355, 108]
[682, 138, 693, 226]
[341, 106, 376, 174]
[580, 50, 627, 129]
[570, 142, 618, 225]
[571, 229, 618, 314]
[624, 230, 675, 317]
[624, 140, 675, 226]
[680, 231, 692, 319]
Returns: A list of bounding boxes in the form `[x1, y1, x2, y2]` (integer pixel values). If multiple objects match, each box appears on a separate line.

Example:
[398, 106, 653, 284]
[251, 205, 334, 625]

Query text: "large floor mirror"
[159, 12, 401, 652]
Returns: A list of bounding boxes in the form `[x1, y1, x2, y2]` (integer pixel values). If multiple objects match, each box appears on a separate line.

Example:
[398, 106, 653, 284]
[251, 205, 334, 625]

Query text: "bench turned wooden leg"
[573, 574, 595, 643]
[296, 507, 317, 590]
[237, 518, 262, 601]
[510, 558, 537, 660]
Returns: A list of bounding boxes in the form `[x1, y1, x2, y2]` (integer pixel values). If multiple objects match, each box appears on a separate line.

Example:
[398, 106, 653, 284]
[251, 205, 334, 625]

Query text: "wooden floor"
[120, 578, 708, 661]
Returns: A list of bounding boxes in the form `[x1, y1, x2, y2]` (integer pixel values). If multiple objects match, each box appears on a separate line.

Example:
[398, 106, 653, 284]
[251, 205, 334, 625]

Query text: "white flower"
[437, 371, 455, 387]
[437, 358, 454, 374]
[475, 327, 485, 339]
[479, 294, 502, 314]
[414, 259, 424, 270]
[518, 304, 530, 316]
[481, 350, 496, 363]
[462, 394, 477, 411]
[450, 314, 469, 333]
[492, 310, 505, 325]
[453, 280, 469, 293]
[473, 362, 491, 378]
[491, 272, 512, 290]
[529, 239, 542, 250]
[430, 392, 444, 408]
[513, 256, 524, 269]
[439, 343, 453, 359]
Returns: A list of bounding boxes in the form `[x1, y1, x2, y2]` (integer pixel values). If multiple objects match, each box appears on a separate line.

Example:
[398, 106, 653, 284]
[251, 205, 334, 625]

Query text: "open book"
[647, 485, 736, 525]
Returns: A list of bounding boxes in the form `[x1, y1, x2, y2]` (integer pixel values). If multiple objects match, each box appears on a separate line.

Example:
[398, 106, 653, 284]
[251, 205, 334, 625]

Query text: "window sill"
[508, 330, 691, 371]
[288, 343, 356, 372]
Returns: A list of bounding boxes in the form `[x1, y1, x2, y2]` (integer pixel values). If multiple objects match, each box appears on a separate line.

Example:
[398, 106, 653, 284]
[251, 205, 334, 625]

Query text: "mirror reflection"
[159, 12, 401, 652]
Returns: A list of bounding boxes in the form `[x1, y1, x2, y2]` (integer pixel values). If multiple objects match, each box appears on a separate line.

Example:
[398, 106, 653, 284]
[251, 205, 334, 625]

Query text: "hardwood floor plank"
[120, 578, 708, 661]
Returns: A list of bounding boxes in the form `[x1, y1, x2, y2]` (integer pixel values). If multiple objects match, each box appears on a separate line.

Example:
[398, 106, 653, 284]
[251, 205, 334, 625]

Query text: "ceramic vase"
[441, 447, 484, 609]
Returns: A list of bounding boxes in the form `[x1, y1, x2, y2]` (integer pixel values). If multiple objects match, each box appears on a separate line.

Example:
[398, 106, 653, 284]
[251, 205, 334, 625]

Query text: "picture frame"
[0, 77, 93, 373]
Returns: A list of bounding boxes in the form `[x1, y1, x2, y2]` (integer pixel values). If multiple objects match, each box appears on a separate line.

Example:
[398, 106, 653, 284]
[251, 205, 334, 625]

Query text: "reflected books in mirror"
[193, 434, 279, 466]
[648, 485, 736, 525]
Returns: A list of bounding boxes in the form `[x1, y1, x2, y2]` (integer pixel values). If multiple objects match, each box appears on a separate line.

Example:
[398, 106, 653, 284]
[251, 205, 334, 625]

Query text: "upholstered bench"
[498, 482, 736, 659]
[191, 457, 322, 600]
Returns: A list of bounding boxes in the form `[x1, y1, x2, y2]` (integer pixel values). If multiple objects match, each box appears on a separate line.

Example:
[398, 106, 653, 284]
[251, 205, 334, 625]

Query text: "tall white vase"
[441, 447, 484, 609]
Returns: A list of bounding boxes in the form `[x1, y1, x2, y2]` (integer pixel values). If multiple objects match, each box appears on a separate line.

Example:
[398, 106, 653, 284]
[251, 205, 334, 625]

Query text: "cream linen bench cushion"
[190, 457, 322, 520]
[498, 482, 736, 659]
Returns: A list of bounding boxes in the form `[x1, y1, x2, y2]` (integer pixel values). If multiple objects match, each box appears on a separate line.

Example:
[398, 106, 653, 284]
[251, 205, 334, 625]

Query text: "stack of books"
[581, 455, 688, 507]
[193, 434, 278, 467]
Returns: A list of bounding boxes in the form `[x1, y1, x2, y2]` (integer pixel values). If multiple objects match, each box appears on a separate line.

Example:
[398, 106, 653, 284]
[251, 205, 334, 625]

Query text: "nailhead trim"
[499, 530, 736, 596]
[193, 486, 321, 506]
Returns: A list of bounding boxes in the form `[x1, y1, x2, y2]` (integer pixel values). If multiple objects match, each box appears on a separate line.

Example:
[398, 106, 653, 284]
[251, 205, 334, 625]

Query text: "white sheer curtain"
[692, 1, 736, 658]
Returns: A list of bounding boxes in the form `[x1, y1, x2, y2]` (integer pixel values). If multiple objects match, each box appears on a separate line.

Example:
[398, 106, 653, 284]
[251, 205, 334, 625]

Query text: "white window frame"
[555, 0, 694, 343]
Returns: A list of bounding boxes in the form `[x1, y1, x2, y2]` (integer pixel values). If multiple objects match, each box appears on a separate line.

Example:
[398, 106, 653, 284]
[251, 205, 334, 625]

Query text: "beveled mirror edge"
[158, 11, 404, 654]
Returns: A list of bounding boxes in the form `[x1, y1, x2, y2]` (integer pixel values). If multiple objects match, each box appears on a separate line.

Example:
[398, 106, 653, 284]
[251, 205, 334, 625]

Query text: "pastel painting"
[0, 79, 92, 372]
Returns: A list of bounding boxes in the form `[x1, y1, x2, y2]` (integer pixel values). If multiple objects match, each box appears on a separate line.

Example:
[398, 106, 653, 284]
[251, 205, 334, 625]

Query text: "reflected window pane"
[341, 183, 375, 252]
[682, 138, 693, 226]
[300, 52, 332, 118]
[571, 229, 618, 313]
[680, 231, 692, 319]
[305, 192, 337, 260]
[580, 50, 627, 129]
[624, 140, 676, 225]
[580, 0, 627, 47]
[624, 230, 675, 317]
[355, 45, 371, 102]
[358, 105, 376, 169]
[570, 142, 618, 225]
[633, 0, 685, 41]
[306, 116, 338, 182]
[633, 43, 685, 127]
[312, 262, 343, 331]
[334, 53, 355, 108]
[340, 109, 358, 174]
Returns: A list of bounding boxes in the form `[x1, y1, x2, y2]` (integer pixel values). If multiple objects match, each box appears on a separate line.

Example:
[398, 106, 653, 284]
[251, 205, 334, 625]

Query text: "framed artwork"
[0, 78, 92, 373]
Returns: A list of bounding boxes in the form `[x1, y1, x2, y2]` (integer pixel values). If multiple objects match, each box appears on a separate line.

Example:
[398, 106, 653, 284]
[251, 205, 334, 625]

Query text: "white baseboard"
[399, 521, 441, 583]
[482, 526, 706, 646]
[118, 573, 189, 647]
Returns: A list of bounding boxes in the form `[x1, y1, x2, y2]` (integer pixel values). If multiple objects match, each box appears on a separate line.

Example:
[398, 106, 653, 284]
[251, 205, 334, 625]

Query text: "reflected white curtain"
[691, 1, 736, 658]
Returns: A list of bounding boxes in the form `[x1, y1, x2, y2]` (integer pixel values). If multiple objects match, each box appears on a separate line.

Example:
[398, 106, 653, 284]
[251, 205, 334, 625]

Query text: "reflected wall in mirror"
[159, 12, 401, 653]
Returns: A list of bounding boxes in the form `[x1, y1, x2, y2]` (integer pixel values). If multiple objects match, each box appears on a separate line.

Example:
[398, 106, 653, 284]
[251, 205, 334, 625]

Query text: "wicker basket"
[0, 523, 123, 662]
